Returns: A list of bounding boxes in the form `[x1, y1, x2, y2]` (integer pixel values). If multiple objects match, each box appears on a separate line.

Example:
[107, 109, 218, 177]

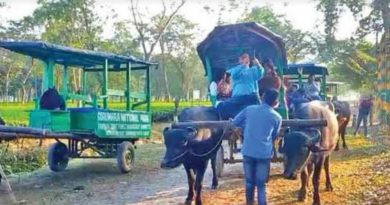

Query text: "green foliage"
[162, 15, 207, 98]
[241, 6, 285, 33]
[0, 144, 47, 175]
[32, 0, 103, 49]
[315, 0, 389, 91]
[100, 21, 142, 57]
[316, 0, 366, 42]
[327, 40, 377, 90]
[0, 0, 107, 100]
[241, 6, 315, 62]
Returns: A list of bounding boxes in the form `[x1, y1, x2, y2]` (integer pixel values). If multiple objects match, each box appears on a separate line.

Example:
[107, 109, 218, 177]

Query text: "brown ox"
[333, 100, 351, 150]
[280, 101, 339, 205]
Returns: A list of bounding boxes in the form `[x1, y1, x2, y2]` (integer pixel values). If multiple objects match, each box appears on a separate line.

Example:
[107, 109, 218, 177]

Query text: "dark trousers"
[217, 94, 260, 120]
[354, 112, 368, 136]
[243, 156, 271, 205]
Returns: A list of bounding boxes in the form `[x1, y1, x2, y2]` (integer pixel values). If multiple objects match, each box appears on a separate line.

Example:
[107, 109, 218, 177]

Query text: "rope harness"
[166, 124, 231, 164]
[188, 125, 230, 158]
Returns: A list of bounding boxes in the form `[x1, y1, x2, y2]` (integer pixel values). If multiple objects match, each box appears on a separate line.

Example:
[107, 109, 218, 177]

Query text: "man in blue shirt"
[232, 88, 282, 205]
[217, 53, 264, 120]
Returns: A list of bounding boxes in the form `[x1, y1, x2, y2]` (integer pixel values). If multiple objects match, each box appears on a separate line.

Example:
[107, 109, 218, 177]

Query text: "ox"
[333, 100, 351, 150]
[280, 101, 339, 205]
[161, 107, 225, 205]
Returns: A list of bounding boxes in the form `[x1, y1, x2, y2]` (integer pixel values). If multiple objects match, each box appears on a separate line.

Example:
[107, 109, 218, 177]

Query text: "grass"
[0, 101, 210, 125]
[203, 134, 390, 205]
[0, 141, 47, 175]
[0, 102, 35, 125]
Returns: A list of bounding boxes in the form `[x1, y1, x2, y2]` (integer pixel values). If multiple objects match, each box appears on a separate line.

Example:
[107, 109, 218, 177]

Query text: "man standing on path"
[231, 89, 282, 205]
[354, 95, 373, 137]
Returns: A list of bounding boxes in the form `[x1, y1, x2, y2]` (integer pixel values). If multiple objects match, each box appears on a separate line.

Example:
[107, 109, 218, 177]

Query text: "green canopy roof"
[0, 40, 156, 69]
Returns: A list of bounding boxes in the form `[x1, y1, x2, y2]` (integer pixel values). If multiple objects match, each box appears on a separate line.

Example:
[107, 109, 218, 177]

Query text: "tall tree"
[241, 6, 315, 62]
[16, 0, 103, 92]
[316, 0, 389, 90]
[103, 21, 141, 57]
[203, 0, 251, 25]
[129, 0, 187, 61]
[129, 0, 187, 100]
[164, 15, 199, 99]
[327, 40, 377, 89]
[317, 0, 366, 44]
[0, 51, 25, 100]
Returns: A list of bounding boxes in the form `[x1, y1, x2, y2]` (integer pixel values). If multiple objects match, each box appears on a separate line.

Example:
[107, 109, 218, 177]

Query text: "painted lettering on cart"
[97, 112, 150, 123]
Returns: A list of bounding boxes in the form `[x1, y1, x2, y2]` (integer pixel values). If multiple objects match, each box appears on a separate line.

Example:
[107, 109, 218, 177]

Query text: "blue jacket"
[227, 64, 264, 97]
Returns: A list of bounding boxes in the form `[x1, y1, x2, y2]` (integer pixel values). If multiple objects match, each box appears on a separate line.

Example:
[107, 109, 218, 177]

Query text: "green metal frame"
[0, 40, 156, 139]
[29, 56, 153, 139]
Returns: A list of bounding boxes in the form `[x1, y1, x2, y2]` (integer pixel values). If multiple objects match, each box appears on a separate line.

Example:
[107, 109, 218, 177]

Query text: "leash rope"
[188, 124, 230, 158]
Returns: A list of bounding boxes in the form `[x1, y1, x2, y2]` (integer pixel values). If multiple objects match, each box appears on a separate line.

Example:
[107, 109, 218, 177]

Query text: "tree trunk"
[72, 69, 77, 93]
[78, 69, 82, 91]
[379, 0, 390, 32]
[21, 64, 34, 103]
[130, 0, 187, 61]
[56, 68, 62, 90]
[159, 38, 171, 100]
[5, 70, 10, 103]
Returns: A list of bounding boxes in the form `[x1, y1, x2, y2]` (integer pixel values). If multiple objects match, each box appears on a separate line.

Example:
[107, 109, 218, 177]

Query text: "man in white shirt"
[209, 81, 218, 107]
[304, 74, 321, 101]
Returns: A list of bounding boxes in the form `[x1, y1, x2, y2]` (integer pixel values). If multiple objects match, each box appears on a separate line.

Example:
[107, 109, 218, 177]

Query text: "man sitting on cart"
[304, 74, 322, 101]
[217, 72, 232, 101]
[217, 52, 264, 120]
[258, 58, 282, 97]
[289, 87, 310, 119]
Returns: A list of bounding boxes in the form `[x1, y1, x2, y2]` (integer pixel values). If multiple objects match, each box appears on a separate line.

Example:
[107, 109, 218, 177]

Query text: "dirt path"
[6, 143, 186, 205]
[2, 139, 280, 205]
[4, 141, 256, 205]
[2, 128, 390, 205]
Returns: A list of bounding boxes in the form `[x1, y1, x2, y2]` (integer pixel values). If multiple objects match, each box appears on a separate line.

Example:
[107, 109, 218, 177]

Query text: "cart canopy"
[197, 22, 287, 82]
[0, 40, 155, 69]
[285, 63, 329, 76]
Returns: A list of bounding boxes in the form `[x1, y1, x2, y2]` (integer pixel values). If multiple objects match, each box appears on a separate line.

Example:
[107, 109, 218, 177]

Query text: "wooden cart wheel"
[215, 146, 224, 177]
[48, 142, 69, 172]
[117, 141, 135, 173]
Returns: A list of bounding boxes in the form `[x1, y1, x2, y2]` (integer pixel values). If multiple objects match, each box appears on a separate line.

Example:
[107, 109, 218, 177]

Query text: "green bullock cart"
[0, 41, 156, 173]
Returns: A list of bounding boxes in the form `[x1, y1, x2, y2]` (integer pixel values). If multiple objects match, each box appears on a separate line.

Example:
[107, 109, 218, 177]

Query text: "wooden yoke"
[172, 119, 327, 129]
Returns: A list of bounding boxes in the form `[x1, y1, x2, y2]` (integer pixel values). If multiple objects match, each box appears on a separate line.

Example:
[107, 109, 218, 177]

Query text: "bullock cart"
[0, 40, 157, 174]
[192, 22, 334, 175]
